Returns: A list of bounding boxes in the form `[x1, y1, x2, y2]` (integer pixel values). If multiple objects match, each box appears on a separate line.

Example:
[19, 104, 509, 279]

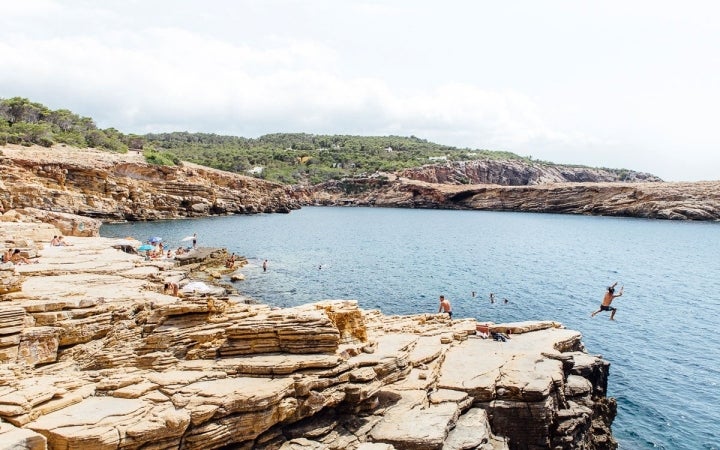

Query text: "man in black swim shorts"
[591, 282, 624, 320]
[438, 295, 453, 320]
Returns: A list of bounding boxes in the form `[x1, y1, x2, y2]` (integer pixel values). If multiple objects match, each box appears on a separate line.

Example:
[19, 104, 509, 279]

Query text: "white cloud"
[1, 0, 719, 181]
[1, 27, 575, 148]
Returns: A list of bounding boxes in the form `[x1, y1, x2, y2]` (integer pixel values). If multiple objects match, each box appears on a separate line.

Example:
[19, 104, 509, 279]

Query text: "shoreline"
[1, 145, 718, 223]
[0, 214, 618, 449]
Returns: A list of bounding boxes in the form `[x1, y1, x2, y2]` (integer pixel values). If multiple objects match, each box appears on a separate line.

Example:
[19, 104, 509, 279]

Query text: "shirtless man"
[438, 295, 453, 319]
[591, 282, 624, 320]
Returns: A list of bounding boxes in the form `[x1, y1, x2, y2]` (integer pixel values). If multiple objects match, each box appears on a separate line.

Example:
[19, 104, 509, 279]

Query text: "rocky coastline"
[0, 211, 617, 449]
[308, 176, 720, 221]
[2, 145, 718, 223]
[0, 145, 301, 222]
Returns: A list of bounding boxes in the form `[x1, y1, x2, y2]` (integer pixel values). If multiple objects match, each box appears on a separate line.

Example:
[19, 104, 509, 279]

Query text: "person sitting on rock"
[2, 248, 13, 263]
[10, 249, 34, 265]
[225, 253, 236, 268]
[164, 281, 180, 297]
[438, 295, 453, 320]
[50, 236, 60, 246]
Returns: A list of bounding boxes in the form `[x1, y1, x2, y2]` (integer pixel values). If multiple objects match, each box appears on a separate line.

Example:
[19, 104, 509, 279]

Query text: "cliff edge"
[398, 159, 661, 185]
[0, 145, 300, 222]
[308, 176, 720, 221]
[0, 219, 617, 450]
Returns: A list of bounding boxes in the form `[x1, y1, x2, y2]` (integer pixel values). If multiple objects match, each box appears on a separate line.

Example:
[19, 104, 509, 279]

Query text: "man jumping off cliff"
[591, 282, 624, 320]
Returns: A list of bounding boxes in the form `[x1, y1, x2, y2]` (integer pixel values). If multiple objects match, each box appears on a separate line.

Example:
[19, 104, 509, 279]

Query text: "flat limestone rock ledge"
[0, 222, 617, 450]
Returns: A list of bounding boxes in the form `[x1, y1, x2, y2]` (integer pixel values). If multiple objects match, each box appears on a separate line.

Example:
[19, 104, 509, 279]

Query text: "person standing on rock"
[591, 282, 624, 320]
[192, 233, 197, 249]
[438, 295, 452, 319]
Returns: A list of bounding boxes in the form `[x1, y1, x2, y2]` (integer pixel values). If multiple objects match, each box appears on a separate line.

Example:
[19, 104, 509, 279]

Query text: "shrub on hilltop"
[0, 97, 129, 153]
[0, 97, 650, 184]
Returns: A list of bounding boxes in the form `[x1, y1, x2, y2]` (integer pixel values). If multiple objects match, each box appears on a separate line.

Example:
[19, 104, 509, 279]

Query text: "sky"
[1, 0, 718, 181]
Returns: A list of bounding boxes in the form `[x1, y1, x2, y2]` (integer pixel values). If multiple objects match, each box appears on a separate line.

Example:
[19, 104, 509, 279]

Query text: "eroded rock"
[0, 223, 617, 450]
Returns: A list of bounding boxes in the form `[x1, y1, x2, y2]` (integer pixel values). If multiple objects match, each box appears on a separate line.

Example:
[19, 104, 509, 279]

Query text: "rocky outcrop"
[398, 159, 661, 186]
[0, 222, 617, 450]
[1, 207, 101, 237]
[307, 177, 720, 221]
[2, 144, 715, 223]
[0, 145, 300, 221]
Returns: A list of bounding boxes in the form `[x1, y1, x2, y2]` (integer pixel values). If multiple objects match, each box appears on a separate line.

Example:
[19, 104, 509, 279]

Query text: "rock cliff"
[2, 144, 716, 223]
[0, 145, 300, 223]
[398, 159, 661, 186]
[307, 177, 720, 221]
[0, 221, 617, 450]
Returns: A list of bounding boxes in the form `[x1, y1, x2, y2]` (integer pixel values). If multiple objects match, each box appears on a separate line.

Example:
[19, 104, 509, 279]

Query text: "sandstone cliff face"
[0, 224, 617, 450]
[0, 145, 300, 222]
[307, 177, 720, 221]
[398, 159, 662, 186]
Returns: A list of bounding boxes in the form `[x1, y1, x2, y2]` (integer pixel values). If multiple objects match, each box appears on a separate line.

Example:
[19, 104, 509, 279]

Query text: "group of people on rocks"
[144, 233, 198, 260]
[2, 234, 77, 265]
[144, 243, 194, 260]
[2, 248, 37, 265]
[50, 235, 72, 246]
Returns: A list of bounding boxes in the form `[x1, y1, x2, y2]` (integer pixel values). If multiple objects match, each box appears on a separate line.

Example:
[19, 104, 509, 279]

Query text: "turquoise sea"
[101, 207, 720, 450]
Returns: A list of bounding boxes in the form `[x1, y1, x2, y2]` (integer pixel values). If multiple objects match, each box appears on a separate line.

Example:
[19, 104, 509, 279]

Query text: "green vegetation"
[143, 147, 180, 166]
[143, 132, 532, 184]
[6, 97, 642, 184]
[3, 97, 535, 180]
[0, 97, 129, 153]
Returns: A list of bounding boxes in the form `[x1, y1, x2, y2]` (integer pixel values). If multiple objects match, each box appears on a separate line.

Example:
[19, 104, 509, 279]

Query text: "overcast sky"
[2, 1, 718, 181]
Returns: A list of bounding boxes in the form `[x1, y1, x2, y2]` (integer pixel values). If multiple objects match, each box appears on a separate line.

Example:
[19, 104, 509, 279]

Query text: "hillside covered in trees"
[1, 97, 638, 185]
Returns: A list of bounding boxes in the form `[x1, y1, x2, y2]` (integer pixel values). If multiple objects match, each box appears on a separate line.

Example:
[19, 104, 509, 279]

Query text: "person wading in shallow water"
[591, 281, 624, 320]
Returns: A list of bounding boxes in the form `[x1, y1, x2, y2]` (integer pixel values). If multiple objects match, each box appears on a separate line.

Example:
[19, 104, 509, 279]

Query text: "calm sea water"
[101, 207, 720, 450]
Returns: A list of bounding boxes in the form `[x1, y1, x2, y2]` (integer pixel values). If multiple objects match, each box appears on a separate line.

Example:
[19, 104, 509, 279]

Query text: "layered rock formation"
[2, 144, 717, 223]
[0, 221, 617, 450]
[398, 160, 661, 185]
[0, 145, 300, 222]
[308, 177, 720, 221]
